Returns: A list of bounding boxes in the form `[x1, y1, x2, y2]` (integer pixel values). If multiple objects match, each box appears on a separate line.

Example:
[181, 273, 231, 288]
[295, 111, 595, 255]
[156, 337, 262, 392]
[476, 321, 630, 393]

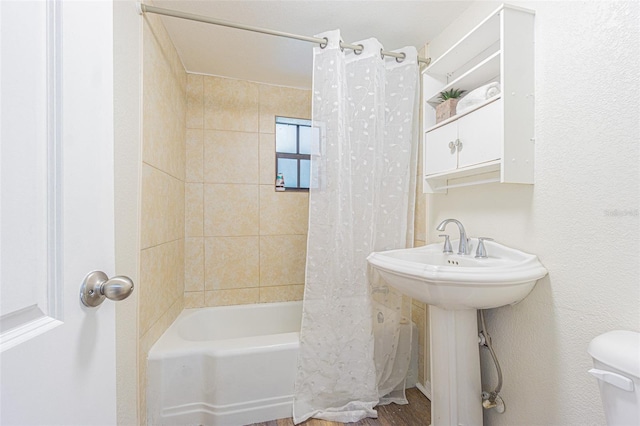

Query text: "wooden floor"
[247, 388, 431, 426]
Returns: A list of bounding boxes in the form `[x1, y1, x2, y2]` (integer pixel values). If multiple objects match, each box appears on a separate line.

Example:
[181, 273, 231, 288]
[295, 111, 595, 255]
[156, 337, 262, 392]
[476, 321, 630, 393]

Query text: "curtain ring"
[320, 37, 328, 49]
[354, 44, 364, 55]
[396, 52, 407, 63]
[380, 48, 385, 60]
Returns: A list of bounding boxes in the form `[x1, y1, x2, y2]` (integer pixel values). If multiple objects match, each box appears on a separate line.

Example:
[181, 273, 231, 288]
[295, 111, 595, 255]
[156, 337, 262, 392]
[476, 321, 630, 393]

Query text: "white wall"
[426, 1, 639, 425]
[114, 1, 142, 424]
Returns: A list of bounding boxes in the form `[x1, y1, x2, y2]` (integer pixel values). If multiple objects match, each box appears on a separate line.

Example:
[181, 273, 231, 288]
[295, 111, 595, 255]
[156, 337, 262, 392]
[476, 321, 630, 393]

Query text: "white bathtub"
[147, 301, 418, 426]
[147, 301, 302, 426]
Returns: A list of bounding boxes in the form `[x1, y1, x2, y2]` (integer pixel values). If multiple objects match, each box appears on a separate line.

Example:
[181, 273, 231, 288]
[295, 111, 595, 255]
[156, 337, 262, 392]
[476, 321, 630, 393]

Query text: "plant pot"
[436, 98, 459, 124]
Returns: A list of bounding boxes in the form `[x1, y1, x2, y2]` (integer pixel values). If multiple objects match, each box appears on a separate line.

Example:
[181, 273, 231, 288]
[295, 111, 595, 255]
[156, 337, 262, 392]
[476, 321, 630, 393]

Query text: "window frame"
[275, 116, 311, 191]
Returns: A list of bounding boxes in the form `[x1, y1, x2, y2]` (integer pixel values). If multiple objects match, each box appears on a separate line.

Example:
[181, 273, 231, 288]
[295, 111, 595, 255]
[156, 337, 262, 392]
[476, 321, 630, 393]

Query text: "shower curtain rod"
[137, 3, 431, 65]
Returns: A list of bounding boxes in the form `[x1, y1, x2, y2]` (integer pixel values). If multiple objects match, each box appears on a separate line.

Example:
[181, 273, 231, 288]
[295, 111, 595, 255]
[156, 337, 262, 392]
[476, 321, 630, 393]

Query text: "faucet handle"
[475, 237, 494, 259]
[439, 234, 453, 254]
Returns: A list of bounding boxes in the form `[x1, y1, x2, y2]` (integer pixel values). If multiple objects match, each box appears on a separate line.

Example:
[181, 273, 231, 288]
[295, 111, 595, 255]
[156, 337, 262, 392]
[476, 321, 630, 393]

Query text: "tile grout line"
[139, 293, 183, 343]
[199, 127, 274, 135]
[141, 236, 184, 252]
[199, 76, 205, 307]
[142, 160, 184, 184]
[258, 85, 262, 304]
[257, 86, 264, 303]
[200, 180, 205, 301]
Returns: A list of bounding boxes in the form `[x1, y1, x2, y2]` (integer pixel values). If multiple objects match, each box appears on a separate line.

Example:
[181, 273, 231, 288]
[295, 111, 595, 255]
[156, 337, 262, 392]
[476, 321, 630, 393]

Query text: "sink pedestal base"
[430, 306, 483, 426]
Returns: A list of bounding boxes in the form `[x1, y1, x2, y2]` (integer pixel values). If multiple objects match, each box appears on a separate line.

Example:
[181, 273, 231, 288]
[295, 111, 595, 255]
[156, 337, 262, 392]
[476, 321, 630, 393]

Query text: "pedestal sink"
[367, 239, 547, 425]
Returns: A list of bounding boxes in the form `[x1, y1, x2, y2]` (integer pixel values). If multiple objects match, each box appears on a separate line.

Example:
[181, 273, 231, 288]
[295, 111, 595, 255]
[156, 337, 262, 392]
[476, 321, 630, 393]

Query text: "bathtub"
[147, 301, 418, 426]
[147, 301, 302, 426]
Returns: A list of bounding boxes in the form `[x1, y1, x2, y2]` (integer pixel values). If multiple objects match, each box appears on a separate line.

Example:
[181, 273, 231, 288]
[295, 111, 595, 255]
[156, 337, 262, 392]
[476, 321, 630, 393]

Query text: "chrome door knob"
[80, 271, 134, 307]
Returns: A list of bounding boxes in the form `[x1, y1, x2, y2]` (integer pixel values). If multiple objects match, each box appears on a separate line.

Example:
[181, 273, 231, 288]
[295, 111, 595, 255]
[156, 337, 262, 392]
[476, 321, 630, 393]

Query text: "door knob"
[80, 271, 134, 307]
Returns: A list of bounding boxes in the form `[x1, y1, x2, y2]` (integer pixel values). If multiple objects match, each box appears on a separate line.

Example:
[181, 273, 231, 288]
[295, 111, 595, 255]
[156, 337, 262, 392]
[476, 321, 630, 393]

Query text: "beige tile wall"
[184, 74, 311, 308]
[139, 11, 186, 424]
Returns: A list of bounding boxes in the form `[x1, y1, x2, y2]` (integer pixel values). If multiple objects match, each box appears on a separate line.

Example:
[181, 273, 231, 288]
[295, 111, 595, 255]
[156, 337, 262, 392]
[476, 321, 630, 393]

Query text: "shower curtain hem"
[293, 404, 378, 425]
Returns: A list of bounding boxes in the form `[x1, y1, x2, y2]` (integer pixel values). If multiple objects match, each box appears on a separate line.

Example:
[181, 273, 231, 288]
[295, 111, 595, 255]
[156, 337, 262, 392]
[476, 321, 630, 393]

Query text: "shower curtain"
[293, 30, 419, 424]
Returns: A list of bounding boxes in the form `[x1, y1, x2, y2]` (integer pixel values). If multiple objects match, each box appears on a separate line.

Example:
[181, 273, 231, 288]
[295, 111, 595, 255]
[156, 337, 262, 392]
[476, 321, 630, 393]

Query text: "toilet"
[588, 330, 640, 425]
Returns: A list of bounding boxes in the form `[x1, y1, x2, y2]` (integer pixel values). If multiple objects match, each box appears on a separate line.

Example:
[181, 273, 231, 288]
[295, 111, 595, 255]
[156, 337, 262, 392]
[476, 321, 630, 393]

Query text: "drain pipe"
[478, 309, 506, 413]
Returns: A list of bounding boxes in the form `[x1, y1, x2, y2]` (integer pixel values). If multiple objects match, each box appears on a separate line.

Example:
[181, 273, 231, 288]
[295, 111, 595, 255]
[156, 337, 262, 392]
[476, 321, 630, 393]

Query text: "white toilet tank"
[588, 330, 640, 426]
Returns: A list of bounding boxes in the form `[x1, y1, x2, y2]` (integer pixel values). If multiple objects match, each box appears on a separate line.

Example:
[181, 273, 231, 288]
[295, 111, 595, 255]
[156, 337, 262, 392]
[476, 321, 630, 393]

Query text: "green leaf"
[438, 88, 466, 102]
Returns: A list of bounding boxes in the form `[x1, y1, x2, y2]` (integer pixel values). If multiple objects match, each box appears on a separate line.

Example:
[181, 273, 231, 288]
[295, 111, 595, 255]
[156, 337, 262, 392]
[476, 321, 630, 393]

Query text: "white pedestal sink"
[367, 239, 547, 425]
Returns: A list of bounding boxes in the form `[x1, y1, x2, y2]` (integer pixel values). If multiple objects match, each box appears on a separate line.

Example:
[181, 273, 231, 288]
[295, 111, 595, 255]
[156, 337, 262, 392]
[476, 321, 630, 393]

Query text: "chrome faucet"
[436, 219, 470, 255]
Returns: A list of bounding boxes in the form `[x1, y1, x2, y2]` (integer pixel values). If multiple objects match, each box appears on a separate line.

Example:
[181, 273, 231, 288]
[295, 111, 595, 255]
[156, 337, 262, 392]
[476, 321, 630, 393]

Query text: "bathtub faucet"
[436, 218, 470, 255]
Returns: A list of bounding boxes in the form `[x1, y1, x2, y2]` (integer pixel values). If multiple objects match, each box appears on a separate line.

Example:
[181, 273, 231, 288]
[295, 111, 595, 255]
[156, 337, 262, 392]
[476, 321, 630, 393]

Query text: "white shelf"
[424, 12, 500, 77]
[425, 95, 501, 133]
[422, 4, 535, 193]
[425, 163, 502, 193]
[426, 52, 500, 106]
[426, 160, 500, 181]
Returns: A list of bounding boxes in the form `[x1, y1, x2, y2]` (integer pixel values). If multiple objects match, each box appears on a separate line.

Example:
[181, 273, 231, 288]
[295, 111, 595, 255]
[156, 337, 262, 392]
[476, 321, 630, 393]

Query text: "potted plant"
[436, 88, 465, 123]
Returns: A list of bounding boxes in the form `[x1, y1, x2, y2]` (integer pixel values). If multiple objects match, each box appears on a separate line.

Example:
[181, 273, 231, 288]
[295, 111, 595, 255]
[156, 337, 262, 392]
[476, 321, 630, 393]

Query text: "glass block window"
[275, 117, 312, 190]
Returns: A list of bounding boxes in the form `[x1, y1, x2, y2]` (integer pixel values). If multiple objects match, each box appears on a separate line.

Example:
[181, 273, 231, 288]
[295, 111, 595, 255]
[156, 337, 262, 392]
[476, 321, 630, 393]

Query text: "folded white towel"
[486, 84, 500, 98]
[457, 82, 501, 114]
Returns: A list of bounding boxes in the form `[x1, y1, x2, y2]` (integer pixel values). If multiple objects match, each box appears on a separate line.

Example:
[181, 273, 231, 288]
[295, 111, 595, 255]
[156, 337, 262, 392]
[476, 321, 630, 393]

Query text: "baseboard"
[416, 381, 432, 400]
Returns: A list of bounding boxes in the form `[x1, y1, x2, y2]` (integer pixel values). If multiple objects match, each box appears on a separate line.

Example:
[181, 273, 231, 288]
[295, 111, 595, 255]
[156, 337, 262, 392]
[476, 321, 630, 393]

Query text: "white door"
[1, 1, 121, 424]
[425, 123, 458, 175]
[457, 100, 503, 169]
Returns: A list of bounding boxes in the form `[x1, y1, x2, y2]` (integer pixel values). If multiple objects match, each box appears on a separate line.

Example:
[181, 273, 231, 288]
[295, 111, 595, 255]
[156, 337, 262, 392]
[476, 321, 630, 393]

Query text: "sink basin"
[368, 236, 548, 425]
[367, 240, 548, 310]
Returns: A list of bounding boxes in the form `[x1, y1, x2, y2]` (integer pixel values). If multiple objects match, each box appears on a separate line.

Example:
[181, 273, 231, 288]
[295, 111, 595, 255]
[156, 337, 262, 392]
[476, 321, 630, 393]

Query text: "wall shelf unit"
[422, 4, 535, 193]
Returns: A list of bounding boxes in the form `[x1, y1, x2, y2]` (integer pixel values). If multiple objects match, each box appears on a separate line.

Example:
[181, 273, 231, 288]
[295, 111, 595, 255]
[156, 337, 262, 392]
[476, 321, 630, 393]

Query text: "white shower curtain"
[293, 30, 419, 424]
